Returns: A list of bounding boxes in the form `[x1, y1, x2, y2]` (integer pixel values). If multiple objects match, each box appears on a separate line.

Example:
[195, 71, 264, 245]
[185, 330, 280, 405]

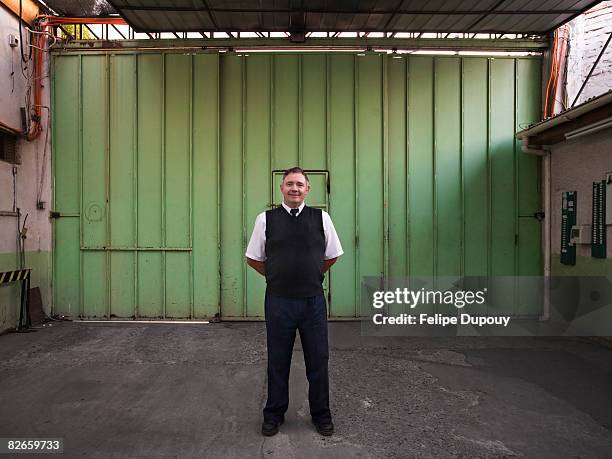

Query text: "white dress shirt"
[245, 202, 344, 262]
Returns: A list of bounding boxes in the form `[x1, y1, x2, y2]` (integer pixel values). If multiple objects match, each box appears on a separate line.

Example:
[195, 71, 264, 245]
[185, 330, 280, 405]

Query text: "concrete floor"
[0, 321, 611, 458]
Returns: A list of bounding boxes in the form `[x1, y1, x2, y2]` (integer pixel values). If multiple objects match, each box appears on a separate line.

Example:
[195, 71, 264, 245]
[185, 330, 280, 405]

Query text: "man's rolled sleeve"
[322, 211, 344, 260]
[245, 212, 267, 262]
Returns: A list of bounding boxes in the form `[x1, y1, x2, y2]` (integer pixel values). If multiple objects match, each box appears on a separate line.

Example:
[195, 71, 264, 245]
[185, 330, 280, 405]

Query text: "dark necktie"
[290, 208, 299, 218]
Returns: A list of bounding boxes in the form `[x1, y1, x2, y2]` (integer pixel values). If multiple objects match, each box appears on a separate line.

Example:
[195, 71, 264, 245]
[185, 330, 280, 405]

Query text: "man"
[245, 167, 343, 437]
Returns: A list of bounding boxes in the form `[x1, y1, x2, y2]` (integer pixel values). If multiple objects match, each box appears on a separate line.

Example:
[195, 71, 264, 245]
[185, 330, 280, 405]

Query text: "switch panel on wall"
[571, 225, 592, 245]
[606, 173, 612, 226]
[593, 180, 607, 258]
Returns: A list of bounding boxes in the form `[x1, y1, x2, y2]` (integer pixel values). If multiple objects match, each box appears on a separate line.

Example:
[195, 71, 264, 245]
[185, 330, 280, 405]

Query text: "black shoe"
[261, 417, 284, 436]
[313, 420, 334, 436]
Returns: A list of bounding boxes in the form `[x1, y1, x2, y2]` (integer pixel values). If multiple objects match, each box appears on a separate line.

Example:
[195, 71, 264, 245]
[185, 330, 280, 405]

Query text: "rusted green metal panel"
[273, 55, 299, 169]
[53, 55, 81, 318]
[192, 53, 221, 318]
[435, 57, 462, 315]
[489, 58, 517, 313]
[52, 51, 543, 319]
[435, 58, 462, 279]
[137, 54, 164, 318]
[219, 55, 244, 318]
[81, 54, 108, 318]
[164, 54, 192, 318]
[387, 56, 407, 280]
[301, 55, 327, 170]
[462, 58, 489, 281]
[408, 56, 435, 279]
[462, 58, 490, 315]
[517, 59, 542, 220]
[109, 55, 137, 318]
[329, 55, 357, 317]
[245, 54, 271, 318]
[516, 58, 543, 315]
[357, 54, 384, 309]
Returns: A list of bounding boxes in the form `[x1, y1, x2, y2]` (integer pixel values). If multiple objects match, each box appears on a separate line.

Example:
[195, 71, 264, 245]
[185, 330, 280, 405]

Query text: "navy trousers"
[263, 292, 331, 424]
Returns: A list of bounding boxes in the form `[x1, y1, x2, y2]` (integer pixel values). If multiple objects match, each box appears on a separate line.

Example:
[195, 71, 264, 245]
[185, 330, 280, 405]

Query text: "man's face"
[280, 172, 310, 208]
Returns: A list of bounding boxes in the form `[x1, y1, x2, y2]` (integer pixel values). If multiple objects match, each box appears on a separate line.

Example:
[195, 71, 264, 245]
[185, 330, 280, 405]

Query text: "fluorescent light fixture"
[411, 50, 457, 55]
[565, 117, 612, 140]
[373, 48, 414, 54]
[234, 48, 367, 53]
[459, 51, 538, 56]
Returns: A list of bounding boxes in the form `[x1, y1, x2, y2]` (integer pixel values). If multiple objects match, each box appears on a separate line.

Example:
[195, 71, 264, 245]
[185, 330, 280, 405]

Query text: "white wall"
[550, 128, 612, 260]
[566, 1, 612, 106]
[0, 4, 52, 330]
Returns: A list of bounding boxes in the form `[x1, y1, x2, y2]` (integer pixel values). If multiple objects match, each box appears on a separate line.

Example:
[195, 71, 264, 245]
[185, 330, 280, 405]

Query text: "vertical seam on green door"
[134, 54, 139, 319]
[242, 55, 247, 318]
[513, 58, 519, 313]
[78, 54, 83, 319]
[325, 54, 332, 316]
[161, 53, 166, 319]
[460, 58, 465, 279]
[382, 54, 389, 287]
[487, 58, 492, 279]
[432, 57, 438, 291]
[51, 54, 56, 315]
[298, 54, 303, 167]
[270, 55, 275, 170]
[354, 54, 360, 318]
[486, 58, 492, 311]
[405, 56, 410, 281]
[216, 54, 221, 317]
[189, 54, 194, 319]
[105, 54, 111, 319]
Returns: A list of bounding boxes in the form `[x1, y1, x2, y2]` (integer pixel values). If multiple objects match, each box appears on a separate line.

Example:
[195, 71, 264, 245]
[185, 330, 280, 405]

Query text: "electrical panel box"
[606, 172, 612, 226]
[570, 225, 592, 245]
[593, 179, 607, 258]
[561, 191, 577, 265]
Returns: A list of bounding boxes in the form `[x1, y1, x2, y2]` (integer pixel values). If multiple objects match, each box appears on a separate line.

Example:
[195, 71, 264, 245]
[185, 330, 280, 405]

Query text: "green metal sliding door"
[52, 51, 541, 319]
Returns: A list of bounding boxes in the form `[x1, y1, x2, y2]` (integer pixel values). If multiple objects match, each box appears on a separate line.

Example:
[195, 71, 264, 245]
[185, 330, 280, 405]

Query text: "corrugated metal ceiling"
[43, 0, 603, 34]
[40, 0, 117, 17]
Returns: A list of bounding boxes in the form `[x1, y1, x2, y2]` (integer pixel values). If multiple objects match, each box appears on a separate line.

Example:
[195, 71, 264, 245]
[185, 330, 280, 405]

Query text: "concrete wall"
[550, 128, 612, 275]
[0, 4, 52, 332]
[566, 1, 612, 106]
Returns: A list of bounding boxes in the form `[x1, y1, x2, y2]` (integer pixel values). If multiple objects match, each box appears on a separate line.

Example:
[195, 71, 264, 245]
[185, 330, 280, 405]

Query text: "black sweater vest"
[265, 206, 325, 298]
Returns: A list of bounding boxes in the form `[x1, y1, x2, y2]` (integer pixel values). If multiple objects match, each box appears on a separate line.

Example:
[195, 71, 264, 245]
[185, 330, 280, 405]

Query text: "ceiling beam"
[115, 6, 582, 15]
[52, 37, 549, 52]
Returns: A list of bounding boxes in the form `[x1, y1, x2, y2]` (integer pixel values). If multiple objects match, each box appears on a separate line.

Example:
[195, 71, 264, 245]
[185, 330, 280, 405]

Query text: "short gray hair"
[282, 167, 309, 182]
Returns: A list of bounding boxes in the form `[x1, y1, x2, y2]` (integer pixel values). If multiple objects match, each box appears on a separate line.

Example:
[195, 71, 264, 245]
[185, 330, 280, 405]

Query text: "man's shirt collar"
[281, 201, 305, 216]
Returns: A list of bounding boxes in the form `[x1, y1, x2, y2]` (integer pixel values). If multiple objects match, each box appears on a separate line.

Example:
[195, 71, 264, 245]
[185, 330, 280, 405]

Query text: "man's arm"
[321, 212, 343, 272]
[246, 257, 266, 276]
[245, 213, 266, 276]
[322, 257, 337, 273]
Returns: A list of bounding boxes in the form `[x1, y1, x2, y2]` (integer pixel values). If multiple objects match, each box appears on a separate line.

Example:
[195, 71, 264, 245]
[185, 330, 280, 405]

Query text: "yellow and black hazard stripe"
[0, 269, 31, 284]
